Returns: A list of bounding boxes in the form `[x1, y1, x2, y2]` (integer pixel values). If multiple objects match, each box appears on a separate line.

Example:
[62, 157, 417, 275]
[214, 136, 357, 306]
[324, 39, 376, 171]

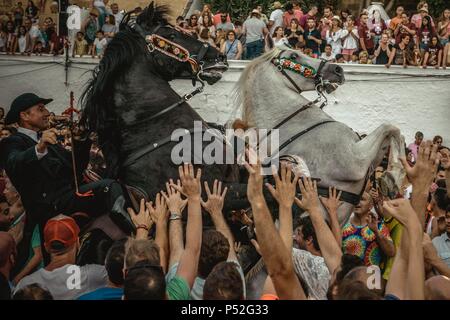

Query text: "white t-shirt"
[269, 9, 284, 34]
[28, 25, 40, 39]
[113, 12, 124, 28]
[14, 264, 108, 300]
[326, 29, 344, 54]
[273, 37, 289, 48]
[341, 28, 359, 50]
[320, 52, 336, 61]
[94, 37, 108, 55]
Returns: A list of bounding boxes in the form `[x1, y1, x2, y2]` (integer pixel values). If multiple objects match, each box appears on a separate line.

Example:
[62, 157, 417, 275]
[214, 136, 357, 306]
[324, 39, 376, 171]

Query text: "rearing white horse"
[234, 47, 405, 225]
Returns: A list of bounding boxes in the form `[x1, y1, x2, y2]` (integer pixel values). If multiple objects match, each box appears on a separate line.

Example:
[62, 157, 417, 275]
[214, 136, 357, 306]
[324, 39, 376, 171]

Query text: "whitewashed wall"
[1, 55, 449, 144]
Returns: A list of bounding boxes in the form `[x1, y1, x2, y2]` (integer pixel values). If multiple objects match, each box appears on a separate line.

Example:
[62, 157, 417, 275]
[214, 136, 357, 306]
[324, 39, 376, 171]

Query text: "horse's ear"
[145, 1, 156, 27]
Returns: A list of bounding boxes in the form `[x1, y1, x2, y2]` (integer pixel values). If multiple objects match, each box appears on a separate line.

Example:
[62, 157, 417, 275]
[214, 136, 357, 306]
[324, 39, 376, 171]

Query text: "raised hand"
[127, 198, 153, 230]
[201, 179, 228, 216]
[265, 163, 299, 208]
[294, 177, 320, 212]
[382, 198, 418, 226]
[243, 149, 264, 202]
[146, 193, 169, 225]
[320, 186, 343, 215]
[162, 179, 187, 215]
[170, 163, 202, 199]
[399, 141, 440, 188]
[367, 212, 379, 233]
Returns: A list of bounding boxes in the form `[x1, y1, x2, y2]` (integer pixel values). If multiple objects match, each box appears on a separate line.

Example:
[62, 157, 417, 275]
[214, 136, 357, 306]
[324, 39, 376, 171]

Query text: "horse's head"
[273, 48, 345, 94]
[128, 2, 228, 84]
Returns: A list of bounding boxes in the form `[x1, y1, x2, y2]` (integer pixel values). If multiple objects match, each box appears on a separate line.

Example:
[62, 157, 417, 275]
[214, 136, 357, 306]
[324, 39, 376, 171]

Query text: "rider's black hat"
[5, 93, 53, 125]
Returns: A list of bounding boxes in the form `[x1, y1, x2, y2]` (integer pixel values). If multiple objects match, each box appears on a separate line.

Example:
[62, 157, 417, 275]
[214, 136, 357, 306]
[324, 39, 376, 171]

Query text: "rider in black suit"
[0, 93, 134, 268]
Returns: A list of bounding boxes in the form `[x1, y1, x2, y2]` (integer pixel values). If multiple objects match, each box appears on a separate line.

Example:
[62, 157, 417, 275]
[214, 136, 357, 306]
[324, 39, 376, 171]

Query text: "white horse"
[234, 47, 405, 225]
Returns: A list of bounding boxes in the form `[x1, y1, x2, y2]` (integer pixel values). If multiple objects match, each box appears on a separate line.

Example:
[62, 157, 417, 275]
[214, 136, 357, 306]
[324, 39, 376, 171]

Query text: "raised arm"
[201, 180, 236, 260]
[162, 179, 187, 269]
[265, 163, 299, 251]
[170, 164, 202, 289]
[295, 178, 342, 275]
[319, 187, 343, 247]
[146, 193, 169, 273]
[244, 154, 305, 300]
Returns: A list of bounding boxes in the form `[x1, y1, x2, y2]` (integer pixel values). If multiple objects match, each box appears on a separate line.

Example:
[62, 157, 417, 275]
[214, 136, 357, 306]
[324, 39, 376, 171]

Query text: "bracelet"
[136, 224, 149, 232]
[169, 213, 182, 221]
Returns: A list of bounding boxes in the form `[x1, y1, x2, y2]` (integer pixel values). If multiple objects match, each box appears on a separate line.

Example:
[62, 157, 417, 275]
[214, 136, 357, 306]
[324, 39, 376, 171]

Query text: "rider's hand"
[36, 128, 59, 153]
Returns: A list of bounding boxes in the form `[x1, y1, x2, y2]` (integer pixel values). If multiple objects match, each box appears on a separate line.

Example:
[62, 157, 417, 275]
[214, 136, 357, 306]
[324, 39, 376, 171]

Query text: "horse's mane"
[80, 2, 170, 177]
[232, 47, 281, 126]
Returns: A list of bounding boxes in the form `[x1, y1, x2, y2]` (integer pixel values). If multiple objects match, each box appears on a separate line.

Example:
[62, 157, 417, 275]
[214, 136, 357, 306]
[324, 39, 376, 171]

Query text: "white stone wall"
[1, 55, 449, 144]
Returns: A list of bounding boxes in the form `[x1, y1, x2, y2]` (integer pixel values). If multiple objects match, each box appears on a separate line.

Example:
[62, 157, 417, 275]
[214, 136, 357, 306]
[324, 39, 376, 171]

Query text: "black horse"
[80, 2, 250, 234]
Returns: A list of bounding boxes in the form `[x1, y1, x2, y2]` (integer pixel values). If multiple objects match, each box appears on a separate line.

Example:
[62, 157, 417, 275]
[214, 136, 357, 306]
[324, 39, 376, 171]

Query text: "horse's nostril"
[335, 66, 343, 75]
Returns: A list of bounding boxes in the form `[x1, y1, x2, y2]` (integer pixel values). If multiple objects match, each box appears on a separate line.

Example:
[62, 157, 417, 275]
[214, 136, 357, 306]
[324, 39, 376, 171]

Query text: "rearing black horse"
[81, 2, 245, 223]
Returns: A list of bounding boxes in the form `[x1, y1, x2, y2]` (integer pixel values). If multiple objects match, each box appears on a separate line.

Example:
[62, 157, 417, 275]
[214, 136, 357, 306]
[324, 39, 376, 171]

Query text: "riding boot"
[110, 195, 136, 234]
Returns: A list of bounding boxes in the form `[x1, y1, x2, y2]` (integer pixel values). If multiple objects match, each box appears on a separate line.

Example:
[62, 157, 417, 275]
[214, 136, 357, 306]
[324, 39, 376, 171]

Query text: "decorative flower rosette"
[276, 58, 317, 78]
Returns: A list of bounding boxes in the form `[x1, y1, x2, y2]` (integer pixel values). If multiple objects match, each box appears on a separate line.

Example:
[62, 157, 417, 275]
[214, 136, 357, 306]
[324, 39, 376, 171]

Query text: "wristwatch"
[169, 213, 181, 221]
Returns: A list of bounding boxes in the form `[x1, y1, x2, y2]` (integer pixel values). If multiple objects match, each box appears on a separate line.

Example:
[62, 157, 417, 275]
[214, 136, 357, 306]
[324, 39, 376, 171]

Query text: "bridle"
[122, 19, 221, 168]
[262, 50, 366, 206]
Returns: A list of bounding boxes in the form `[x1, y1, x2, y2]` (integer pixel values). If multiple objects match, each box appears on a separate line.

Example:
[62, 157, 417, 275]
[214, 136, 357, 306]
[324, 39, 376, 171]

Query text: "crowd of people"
[0, 90, 449, 301]
[1, 1, 450, 66]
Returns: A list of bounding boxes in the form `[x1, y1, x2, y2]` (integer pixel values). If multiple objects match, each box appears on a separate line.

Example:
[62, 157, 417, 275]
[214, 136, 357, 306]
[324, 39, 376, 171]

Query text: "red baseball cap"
[44, 215, 80, 253]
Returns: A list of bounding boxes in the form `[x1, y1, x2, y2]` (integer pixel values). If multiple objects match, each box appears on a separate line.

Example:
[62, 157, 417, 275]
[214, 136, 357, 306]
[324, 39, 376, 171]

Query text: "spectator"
[0, 107, 4, 123]
[0, 30, 6, 52]
[109, 3, 124, 29]
[5, 21, 17, 55]
[268, 1, 284, 34]
[335, 53, 345, 63]
[283, 2, 303, 29]
[418, 15, 437, 53]
[255, 5, 269, 25]
[358, 50, 372, 64]
[272, 26, 289, 48]
[187, 14, 200, 36]
[0, 232, 16, 300]
[91, 30, 107, 58]
[83, 8, 100, 53]
[341, 192, 395, 268]
[73, 31, 88, 57]
[326, 16, 344, 55]
[199, 28, 216, 48]
[212, 9, 231, 27]
[285, 18, 303, 48]
[386, 34, 413, 68]
[433, 136, 443, 147]
[0, 198, 14, 231]
[394, 12, 417, 46]
[101, 15, 118, 43]
[426, 180, 448, 238]
[319, 5, 334, 40]
[233, 21, 246, 52]
[93, 0, 107, 27]
[15, 25, 31, 55]
[368, 8, 387, 46]
[0, 127, 15, 140]
[422, 36, 443, 68]
[216, 12, 234, 33]
[390, 6, 405, 31]
[12, 283, 53, 300]
[214, 28, 226, 49]
[432, 206, 450, 268]
[300, 5, 318, 31]
[425, 276, 450, 300]
[33, 40, 43, 55]
[341, 15, 359, 62]
[199, 13, 216, 40]
[243, 9, 268, 60]
[411, 2, 435, 29]
[437, 8, 450, 46]
[340, 9, 351, 28]
[25, 1, 38, 20]
[320, 44, 336, 62]
[408, 131, 424, 162]
[14, 2, 24, 29]
[203, 261, 243, 300]
[78, 239, 126, 300]
[302, 18, 322, 57]
[374, 32, 392, 65]
[358, 13, 375, 56]
[221, 30, 243, 60]
[13, 215, 108, 300]
[123, 260, 166, 300]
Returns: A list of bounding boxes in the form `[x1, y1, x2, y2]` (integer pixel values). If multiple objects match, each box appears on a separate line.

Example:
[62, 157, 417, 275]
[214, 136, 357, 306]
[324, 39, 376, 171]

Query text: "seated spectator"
[335, 53, 345, 63]
[91, 30, 107, 58]
[302, 18, 322, 57]
[5, 21, 17, 55]
[77, 239, 126, 300]
[198, 28, 216, 48]
[341, 15, 359, 61]
[422, 36, 443, 68]
[203, 261, 244, 300]
[32, 40, 43, 55]
[221, 30, 243, 60]
[374, 32, 392, 65]
[320, 44, 336, 61]
[0, 231, 16, 300]
[341, 192, 395, 268]
[16, 25, 31, 55]
[13, 215, 108, 300]
[272, 26, 289, 48]
[358, 50, 372, 64]
[12, 283, 53, 300]
[102, 15, 118, 43]
[73, 31, 88, 57]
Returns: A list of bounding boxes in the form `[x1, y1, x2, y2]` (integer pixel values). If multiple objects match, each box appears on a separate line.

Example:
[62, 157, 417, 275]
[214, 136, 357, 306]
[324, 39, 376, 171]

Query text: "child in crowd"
[33, 40, 43, 55]
[73, 31, 88, 57]
[341, 15, 359, 61]
[335, 53, 345, 63]
[91, 30, 107, 58]
[320, 44, 336, 61]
